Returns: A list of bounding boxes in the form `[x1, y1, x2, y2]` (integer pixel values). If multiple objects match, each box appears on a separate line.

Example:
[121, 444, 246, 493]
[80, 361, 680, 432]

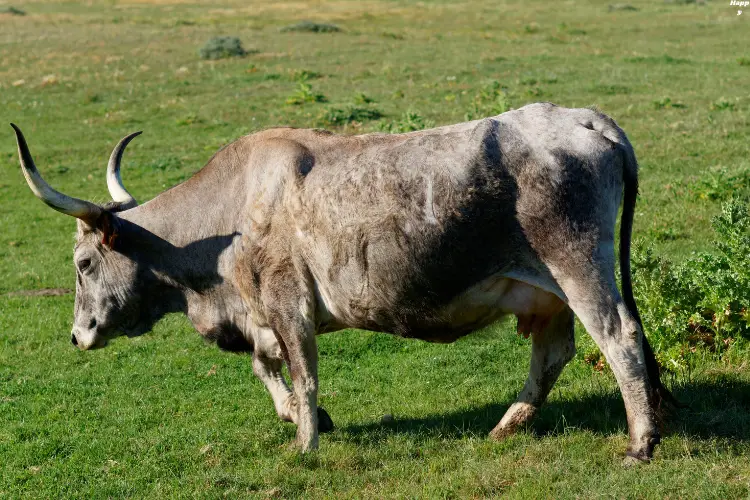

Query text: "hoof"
[489, 402, 536, 441]
[623, 437, 658, 466]
[489, 420, 529, 441]
[489, 424, 515, 441]
[317, 407, 334, 433]
[622, 453, 650, 467]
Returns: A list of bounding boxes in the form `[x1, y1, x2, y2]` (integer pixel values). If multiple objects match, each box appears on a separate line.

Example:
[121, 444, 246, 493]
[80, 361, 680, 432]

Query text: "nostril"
[71, 334, 78, 346]
[88, 318, 97, 329]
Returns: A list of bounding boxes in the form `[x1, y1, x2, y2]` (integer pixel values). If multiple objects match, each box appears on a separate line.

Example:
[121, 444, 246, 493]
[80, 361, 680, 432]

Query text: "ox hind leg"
[490, 306, 575, 439]
[252, 326, 333, 433]
[556, 260, 660, 463]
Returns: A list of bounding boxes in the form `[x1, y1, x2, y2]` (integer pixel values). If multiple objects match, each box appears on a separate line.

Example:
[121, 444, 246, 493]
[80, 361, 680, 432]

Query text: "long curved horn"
[11, 123, 102, 224]
[106, 131, 141, 209]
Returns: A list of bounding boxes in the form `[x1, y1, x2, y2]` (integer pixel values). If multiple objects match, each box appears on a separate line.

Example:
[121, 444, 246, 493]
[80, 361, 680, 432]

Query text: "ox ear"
[96, 210, 120, 249]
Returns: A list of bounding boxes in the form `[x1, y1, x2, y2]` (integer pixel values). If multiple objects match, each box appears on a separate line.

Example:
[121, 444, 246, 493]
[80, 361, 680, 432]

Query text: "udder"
[502, 280, 566, 338]
[443, 276, 566, 336]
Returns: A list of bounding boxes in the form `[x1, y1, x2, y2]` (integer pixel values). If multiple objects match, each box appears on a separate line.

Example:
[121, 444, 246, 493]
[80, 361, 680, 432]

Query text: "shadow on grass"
[338, 374, 750, 444]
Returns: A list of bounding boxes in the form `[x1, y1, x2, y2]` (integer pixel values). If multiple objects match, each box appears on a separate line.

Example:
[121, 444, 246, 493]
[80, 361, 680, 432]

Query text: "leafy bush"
[285, 82, 327, 105]
[653, 97, 686, 109]
[175, 113, 203, 126]
[199, 37, 247, 60]
[711, 97, 737, 111]
[679, 166, 750, 201]
[465, 81, 510, 120]
[319, 105, 383, 127]
[353, 92, 375, 105]
[2, 6, 25, 15]
[631, 198, 750, 370]
[280, 21, 341, 33]
[289, 69, 322, 82]
[379, 111, 435, 133]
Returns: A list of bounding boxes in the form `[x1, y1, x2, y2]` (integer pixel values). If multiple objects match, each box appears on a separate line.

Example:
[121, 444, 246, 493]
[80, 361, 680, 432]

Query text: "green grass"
[1, 0, 749, 497]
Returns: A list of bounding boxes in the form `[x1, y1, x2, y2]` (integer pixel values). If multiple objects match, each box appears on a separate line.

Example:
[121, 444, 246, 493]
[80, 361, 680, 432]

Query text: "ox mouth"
[75, 336, 109, 351]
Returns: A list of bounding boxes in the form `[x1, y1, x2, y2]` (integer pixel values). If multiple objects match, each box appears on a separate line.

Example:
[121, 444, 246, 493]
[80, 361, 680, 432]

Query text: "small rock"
[381, 413, 394, 424]
[41, 74, 58, 87]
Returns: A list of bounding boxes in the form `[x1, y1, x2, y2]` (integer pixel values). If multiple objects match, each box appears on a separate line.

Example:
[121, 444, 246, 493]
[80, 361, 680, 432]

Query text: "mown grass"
[1, 0, 749, 497]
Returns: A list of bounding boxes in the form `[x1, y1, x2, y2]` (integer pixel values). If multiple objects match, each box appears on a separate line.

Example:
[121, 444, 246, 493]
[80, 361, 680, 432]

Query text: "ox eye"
[78, 259, 91, 272]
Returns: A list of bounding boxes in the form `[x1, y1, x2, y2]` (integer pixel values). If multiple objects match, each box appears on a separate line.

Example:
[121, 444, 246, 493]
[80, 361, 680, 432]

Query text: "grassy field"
[1, 0, 750, 497]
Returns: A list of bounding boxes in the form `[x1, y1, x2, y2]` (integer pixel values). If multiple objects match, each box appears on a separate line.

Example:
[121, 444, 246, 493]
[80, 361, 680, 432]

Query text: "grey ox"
[12, 102, 678, 463]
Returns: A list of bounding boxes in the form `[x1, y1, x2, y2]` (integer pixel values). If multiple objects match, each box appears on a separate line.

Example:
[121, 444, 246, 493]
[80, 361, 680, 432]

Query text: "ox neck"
[115, 150, 248, 307]
[118, 157, 246, 247]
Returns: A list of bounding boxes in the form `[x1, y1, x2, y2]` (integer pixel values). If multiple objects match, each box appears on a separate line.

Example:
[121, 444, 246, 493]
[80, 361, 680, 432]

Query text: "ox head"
[12, 124, 153, 350]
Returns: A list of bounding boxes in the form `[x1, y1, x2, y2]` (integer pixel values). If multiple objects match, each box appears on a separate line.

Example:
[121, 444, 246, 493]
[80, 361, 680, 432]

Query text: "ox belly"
[439, 275, 567, 339]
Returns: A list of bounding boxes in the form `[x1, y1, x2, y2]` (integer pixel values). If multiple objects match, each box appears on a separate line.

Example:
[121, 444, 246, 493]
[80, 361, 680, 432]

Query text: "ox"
[12, 103, 676, 463]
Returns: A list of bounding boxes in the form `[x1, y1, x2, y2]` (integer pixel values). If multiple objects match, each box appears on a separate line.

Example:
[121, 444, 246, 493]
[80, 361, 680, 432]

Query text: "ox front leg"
[252, 327, 333, 433]
[490, 307, 575, 440]
[265, 293, 320, 451]
[280, 321, 319, 451]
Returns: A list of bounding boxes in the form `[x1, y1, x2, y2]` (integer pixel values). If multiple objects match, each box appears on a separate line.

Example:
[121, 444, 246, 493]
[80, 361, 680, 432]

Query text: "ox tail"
[617, 137, 684, 411]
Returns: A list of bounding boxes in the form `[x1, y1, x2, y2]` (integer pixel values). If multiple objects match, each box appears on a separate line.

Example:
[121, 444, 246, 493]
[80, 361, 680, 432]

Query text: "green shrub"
[711, 97, 737, 111]
[631, 198, 750, 369]
[2, 6, 25, 15]
[199, 36, 247, 60]
[379, 111, 434, 133]
[319, 105, 383, 127]
[175, 113, 203, 126]
[652, 96, 686, 109]
[289, 69, 322, 82]
[280, 21, 342, 33]
[465, 81, 510, 120]
[353, 92, 375, 105]
[285, 82, 327, 105]
[679, 167, 750, 201]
